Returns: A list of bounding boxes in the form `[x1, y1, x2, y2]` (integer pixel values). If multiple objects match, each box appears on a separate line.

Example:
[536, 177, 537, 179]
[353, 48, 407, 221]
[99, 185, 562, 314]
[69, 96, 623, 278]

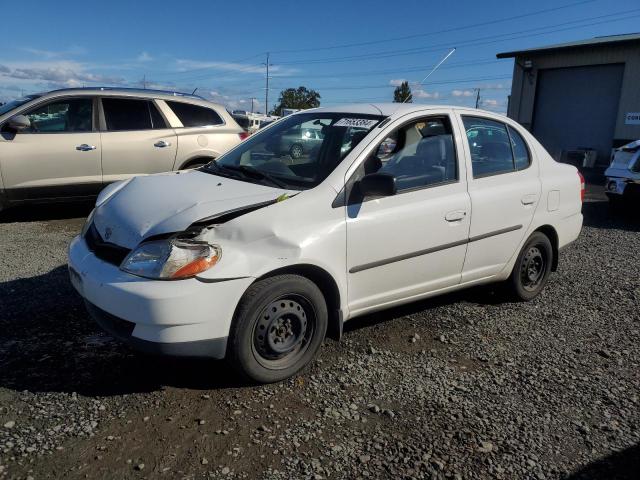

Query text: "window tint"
[508, 125, 531, 170]
[102, 98, 155, 131]
[23, 98, 92, 133]
[462, 116, 515, 178]
[361, 116, 457, 193]
[167, 101, 223, 127]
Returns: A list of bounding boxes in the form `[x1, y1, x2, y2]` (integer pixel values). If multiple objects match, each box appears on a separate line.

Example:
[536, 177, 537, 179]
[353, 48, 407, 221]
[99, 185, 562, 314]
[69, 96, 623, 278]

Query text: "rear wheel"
[227, 274, 327, 383]
[507, 232, 553, 301]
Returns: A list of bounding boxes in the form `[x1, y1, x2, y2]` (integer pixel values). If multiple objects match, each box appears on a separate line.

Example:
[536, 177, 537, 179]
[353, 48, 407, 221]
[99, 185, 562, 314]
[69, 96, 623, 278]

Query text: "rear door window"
[462, 116, 515, 178]
[102, 98, 166, 131]
[167, 101, 223, 127]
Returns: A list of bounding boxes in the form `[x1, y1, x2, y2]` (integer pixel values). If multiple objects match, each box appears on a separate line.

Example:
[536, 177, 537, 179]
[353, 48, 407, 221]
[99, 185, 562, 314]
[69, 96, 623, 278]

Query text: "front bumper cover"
[85, 301, 228, 358]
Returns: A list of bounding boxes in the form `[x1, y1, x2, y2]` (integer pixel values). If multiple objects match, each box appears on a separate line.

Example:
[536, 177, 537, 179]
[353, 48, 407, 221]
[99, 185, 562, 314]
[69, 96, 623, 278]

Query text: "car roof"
[306, 103, 504, 119]
[32, 87, 226, 109]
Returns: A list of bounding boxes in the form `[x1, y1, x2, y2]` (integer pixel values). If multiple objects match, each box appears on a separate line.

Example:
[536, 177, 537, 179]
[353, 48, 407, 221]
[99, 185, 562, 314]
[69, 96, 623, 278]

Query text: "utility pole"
[250, 97, 256, 114]
[143, 75, 147, 89]
[474, 88, 481, 109]
[263, 53, 272, 115]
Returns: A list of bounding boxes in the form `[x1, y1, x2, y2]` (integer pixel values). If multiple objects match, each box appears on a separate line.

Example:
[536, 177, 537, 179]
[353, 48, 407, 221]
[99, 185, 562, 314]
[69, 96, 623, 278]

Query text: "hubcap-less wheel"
[252, 295, 315, 369]
[520, 246, 546, 292]
[290, 145, 303, 159]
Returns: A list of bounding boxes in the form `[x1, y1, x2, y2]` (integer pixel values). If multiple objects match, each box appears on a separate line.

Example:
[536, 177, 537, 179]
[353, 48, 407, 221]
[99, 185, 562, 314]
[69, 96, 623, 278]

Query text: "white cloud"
[0, 60, 125, 95]
[137, 52, 153, 62]
[413, 88, 440, 99]
[452, 89, 475, 97]
[22, 46, 86, 59]
[175, 59, 295, 76]
[389, 79, 406, 86]
[482, 99, 499, 107]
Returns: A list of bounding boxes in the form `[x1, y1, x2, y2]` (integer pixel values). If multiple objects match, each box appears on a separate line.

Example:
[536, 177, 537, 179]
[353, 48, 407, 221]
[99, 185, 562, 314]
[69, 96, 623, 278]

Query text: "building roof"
[496, 32, 640, 59]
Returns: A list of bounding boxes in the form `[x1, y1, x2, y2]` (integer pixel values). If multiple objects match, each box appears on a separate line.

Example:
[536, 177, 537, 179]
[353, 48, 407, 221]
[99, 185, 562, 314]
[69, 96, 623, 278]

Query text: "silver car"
[604, 140, 640, 207]
[0, 87, 245, 211]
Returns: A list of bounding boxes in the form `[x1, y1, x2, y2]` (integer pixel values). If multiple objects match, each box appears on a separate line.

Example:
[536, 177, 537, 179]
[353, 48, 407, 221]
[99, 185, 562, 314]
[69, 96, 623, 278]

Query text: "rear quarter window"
[167, 101, 223, 127]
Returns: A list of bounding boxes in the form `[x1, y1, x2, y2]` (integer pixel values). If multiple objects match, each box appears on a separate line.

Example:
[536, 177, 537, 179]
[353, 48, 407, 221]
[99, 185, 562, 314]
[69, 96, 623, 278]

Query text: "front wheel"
[507, 232, 553, 301]
[227, 275, 328, 384]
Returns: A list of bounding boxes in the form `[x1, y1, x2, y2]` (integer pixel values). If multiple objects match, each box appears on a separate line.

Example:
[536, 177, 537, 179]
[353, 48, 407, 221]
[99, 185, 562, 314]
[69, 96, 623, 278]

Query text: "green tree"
[393, 81, 413, 103]
[271, 86, 321, 116]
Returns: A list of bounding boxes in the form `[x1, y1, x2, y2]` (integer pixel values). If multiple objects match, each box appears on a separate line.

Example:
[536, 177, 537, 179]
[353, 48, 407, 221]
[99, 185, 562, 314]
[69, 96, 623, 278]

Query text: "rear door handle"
[76, 144, 96, 151]
[445, 210, 467, 222]
[521, 194, 537, 206]
[154, 140, 171, 148]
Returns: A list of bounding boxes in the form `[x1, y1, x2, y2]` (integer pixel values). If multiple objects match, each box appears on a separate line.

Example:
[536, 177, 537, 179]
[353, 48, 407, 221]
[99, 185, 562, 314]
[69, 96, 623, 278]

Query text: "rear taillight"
[238, 131, 250, 141]
[578, 171, 585, 202]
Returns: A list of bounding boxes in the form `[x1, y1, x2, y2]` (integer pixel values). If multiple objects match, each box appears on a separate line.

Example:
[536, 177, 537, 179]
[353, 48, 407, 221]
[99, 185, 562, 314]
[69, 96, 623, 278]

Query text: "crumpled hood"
[93, 170, 290, 249]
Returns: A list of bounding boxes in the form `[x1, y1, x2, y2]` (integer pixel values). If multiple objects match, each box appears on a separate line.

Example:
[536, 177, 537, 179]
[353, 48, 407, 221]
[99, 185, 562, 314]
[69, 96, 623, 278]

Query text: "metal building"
[497, 33, 640, 165]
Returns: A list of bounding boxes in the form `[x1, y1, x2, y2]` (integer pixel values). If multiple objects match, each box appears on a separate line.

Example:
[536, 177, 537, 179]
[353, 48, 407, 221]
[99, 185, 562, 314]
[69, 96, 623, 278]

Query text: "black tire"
[181, 159, 211, 170]
[507, 232, 553, 301]
[227, 274, 328, 384]
[289, 144, 304, 159]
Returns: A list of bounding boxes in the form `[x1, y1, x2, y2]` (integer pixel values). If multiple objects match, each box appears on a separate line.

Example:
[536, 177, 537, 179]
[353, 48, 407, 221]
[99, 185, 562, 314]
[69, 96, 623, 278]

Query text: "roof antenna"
[191, 87, 198, 95]
[403, 47, 456, 103]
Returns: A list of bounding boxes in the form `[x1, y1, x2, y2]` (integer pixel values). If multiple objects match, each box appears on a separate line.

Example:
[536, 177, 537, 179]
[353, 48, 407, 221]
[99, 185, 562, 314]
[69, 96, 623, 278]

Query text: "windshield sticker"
[333, 118, 379, 129]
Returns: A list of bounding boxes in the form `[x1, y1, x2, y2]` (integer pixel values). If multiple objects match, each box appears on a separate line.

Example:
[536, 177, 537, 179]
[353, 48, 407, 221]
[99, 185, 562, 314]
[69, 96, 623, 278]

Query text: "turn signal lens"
[578, 171, 585, 203]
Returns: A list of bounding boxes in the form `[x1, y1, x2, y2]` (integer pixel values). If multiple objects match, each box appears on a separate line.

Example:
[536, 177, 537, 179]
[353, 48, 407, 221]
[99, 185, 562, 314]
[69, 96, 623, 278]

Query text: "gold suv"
[0, 87, 245, 210]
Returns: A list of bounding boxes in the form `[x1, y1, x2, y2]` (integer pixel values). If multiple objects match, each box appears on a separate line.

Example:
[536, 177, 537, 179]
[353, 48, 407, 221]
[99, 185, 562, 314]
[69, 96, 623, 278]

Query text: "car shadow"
[344, 283, 509, 335]
[581, 200, 640, 232]
[564, 443, 640, 479]
[0, 202, 94, 223]
[0, 264, 511, 396]
[0, 265, 241, 396]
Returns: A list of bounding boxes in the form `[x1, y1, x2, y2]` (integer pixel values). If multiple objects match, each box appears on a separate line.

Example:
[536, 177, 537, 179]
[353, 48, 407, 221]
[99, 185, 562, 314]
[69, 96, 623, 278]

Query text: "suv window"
[167, 101, 223, 127]
[102, 98, 166, 131]
[360, 116, 458, 193]
[462, 116, 530, 177]
[22, 98, 93, 133]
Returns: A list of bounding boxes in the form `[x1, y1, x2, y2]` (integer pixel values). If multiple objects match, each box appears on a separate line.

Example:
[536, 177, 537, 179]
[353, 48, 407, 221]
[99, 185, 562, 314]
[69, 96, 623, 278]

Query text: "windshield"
[0, 95, 41, 116]
[206, 112, 384, 190]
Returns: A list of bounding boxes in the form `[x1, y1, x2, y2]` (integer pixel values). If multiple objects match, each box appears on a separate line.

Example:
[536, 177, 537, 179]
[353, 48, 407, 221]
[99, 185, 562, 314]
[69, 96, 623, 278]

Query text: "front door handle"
[154, 140, 172, 148]
[521, 194, 537, 206]
[445, 210, 467, 222]
[76, 144, 96, 151]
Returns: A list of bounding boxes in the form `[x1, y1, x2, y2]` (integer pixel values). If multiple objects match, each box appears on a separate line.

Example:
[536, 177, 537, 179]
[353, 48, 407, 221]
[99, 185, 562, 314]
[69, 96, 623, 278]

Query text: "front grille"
[84, 223, 131, 266]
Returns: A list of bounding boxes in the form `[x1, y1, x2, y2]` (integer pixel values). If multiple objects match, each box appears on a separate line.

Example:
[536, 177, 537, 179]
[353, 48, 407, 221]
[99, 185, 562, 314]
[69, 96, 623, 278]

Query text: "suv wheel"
[289, 144, 304, 159]
[227, 274, 327, 383]
[507, 232, 553, 301]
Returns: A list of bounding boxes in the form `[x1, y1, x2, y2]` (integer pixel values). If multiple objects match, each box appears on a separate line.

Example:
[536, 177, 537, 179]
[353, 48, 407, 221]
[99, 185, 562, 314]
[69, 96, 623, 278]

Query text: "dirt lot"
[0, 186, 638, 480]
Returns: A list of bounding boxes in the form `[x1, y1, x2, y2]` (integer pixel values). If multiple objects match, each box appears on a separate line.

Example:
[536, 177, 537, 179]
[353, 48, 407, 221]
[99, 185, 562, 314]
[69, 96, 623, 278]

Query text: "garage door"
[532, 64, 624, 163]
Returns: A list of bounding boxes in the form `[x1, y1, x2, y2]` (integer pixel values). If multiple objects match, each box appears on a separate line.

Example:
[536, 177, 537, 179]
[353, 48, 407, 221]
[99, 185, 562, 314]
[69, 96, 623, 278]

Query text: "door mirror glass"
[5, 114, 31, 131]
[358, 172, 397, 197]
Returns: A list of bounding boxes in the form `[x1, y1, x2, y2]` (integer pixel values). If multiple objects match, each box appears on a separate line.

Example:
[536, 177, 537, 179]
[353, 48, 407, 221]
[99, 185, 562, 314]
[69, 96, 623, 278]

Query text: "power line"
[275, 8, 640, 65]
[269, 0, 597, 54]
[269, 75, 512, 91]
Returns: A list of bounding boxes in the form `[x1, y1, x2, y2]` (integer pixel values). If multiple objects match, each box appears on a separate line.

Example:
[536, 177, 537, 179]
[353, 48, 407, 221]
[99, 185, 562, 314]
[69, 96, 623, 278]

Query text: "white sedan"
[68, 104, 583, 383]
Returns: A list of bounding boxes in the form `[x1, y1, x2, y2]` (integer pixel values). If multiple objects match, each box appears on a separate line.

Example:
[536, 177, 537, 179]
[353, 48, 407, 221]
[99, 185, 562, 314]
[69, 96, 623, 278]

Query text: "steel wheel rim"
[520, 246, 546, 292]
[252, 294, 315, 370]
[291, 145, 303, 158]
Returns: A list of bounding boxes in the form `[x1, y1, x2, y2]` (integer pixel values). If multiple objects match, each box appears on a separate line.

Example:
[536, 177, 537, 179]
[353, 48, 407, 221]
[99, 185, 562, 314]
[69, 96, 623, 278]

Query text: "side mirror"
[358, 172, 397, 197]
[5, 114, 31, 132]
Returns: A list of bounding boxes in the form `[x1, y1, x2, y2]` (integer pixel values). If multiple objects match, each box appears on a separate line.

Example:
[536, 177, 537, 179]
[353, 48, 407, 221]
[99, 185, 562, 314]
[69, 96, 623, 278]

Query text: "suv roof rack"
[46, 86, 205, 99]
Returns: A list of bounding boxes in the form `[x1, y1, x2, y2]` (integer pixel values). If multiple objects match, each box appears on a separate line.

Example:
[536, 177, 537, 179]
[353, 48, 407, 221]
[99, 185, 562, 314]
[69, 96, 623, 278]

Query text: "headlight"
[120, 239, 221, 280]
[81, 209, 96, 236]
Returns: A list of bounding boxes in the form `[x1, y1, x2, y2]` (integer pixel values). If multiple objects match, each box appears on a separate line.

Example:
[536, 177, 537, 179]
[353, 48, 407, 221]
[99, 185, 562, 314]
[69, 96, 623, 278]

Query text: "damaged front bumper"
[68, 235, 254, 359]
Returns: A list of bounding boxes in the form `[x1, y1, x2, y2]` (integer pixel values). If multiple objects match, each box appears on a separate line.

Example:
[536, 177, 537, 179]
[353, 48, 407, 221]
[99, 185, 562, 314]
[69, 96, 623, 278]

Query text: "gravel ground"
[0, 187, 638, 479]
